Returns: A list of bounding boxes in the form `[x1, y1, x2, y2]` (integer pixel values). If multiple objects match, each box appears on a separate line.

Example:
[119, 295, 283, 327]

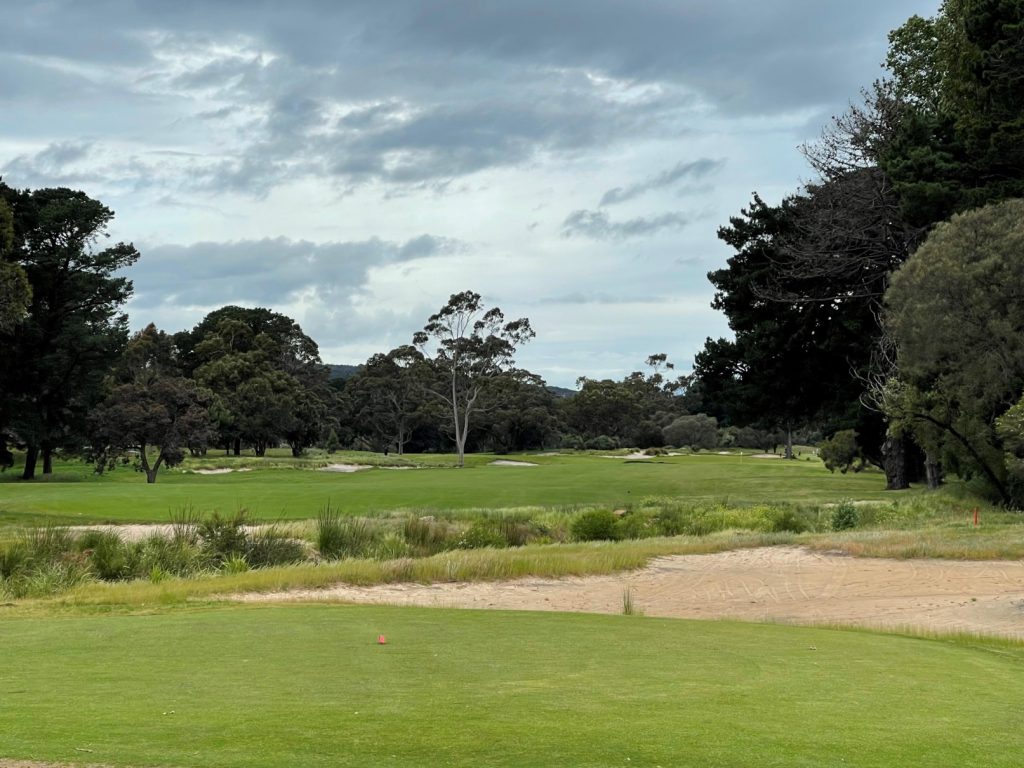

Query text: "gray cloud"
[537, 292, 672, 305]
[561, 210, 690, 240]
[600, 158, 724, 207]
[128, 234, 462, 311]
[0, 0, 937, 197]
[3, 141, 97, 188]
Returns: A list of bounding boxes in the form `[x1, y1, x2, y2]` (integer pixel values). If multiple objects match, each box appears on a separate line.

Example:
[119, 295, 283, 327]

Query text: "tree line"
[688, 0, 1024, 504]
[0, 184, 751, 481]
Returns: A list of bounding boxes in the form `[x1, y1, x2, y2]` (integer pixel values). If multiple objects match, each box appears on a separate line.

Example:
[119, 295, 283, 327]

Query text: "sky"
[0, 0, 939, 387]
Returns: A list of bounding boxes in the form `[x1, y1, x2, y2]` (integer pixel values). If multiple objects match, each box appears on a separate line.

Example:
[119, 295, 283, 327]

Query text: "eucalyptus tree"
[413, 291, 534, 467]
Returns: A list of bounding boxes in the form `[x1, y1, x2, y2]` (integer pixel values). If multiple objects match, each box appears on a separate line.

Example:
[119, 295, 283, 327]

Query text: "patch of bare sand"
[189, 467, 253, 474]
[489, 460, 538, 467]
[318, 463, 372, 473]
[232, 547, 1024, 637]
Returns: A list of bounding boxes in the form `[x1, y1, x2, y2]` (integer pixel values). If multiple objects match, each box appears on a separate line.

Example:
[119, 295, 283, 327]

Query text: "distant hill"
[547, 385, 576, 398]
[326, 364, 359, 380]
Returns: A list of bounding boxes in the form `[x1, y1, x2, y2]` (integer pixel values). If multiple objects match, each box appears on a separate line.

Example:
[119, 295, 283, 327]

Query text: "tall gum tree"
[413, 291, 534, 467]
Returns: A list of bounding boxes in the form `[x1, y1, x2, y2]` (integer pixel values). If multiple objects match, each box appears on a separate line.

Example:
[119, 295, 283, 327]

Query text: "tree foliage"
[413, 291, 534, 466]
[0, 185, 139, 478]
[884, 198, 1024, 503]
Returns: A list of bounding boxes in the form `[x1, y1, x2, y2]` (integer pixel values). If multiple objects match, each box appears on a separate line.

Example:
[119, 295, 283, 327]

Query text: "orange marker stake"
[377, 634, 387, 645]
[973, 508, 979, 526]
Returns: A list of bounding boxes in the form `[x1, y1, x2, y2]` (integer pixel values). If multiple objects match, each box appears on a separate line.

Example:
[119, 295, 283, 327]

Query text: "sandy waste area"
[233, 546, 1024, 637]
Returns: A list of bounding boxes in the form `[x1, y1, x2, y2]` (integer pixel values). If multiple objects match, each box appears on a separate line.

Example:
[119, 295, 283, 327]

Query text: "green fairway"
[0, 604, 1020, 767]
[0, 452, 900, 523]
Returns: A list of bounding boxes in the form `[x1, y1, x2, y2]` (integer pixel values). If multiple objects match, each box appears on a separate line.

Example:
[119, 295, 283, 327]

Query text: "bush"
[571, 509, 620, 541]
[316, 504, 346, 559]
[616, 511, 656, 540]
[22, 524, 74, 564]
[654, 506, 689, 536]
[402, 516, 458, 555]
[766, 507, 808, 534]
[458, 520, 508, 549]
[831, 501, 859, 531]
[584, 435, 619, 451]
[129, 534, 207, 578]
[246, 526, 307, 567]
[820, 430, 863, 474]
[198, 509, 250, 563]
[662, 414, 719, 451]
[0, 540, 30, 579]
[79, 530, 130, 580]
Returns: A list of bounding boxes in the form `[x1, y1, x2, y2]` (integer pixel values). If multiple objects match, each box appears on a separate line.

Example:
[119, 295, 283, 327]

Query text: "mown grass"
[1, 604, 1022, 767]
[0, 450, 900, 524]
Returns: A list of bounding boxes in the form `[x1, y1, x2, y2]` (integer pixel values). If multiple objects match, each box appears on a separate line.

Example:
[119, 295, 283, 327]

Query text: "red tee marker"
[377, 634, 387, 645]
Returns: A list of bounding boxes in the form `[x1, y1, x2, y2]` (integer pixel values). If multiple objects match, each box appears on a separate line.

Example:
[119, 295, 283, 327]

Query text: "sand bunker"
[601, 452, 653, 460]
[319, 464, 372, 473]
[233, 547, 1024, 638]
[189, 467, 253, 475]
[489, 460, 538, 467]
[750, 453, 782, 459]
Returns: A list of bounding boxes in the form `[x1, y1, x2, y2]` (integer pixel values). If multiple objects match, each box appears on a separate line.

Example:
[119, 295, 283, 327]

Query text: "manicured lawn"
[0, 604, 1020, 767]
[0, 451, 901, 524]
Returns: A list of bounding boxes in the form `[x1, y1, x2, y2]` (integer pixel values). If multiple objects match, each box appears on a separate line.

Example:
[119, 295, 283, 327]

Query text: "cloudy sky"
[1, 0, 938, 386]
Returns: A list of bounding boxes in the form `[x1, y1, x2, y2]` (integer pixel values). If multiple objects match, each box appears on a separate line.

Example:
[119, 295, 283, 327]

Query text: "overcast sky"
[1, 0, 939, 386]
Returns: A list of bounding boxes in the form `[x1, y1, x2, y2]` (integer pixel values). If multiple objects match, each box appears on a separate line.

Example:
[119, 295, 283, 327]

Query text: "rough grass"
[1, 604, 1022, 767]
[29, 532, 790, 609]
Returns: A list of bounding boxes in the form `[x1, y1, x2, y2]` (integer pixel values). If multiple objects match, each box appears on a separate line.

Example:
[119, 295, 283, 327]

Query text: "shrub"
[81, 531, 130, 580]
[584, 435, 618, 451]
[14, 559, 91, 598]
[662, 414, 719, 451]
[169, 505, 201, 545]
[820, 430, 863, 474]
[571, 509, 620, 541]
[130, 534, 208, 578]
[0, 540, 30, 579]
[402, 516, 458, 555]
[22, 524, 74, 564]
[458, 521, 508, 549]
[246, 526, 307, 567]
[616, 511, 656, 540]
[198, 509, 249, 563]
[373, 534, 411, 560]
[831, 500, 859, 531]
[654, 506, 689, 536]
[221, 554, 249, 574]
[316, 503, 346, 559]
[766, 507, 808, 534]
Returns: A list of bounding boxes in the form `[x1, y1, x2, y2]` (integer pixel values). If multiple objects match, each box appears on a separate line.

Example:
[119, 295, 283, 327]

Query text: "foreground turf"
[1, 604, 1021, 767]
[0, 451, 899, 523]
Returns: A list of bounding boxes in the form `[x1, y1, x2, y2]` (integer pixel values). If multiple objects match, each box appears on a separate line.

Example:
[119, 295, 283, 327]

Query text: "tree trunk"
[42, 447, 53, 475]
[882, 435, 910, 490]
[254, 441, 266, 457]
[233, 438, 241, 456]
[290, 441, 303, 458]
[146, 468, 158, 484]
[21, 445, 38, 480]
[924, 450, 943, 490]
[784, 427, 794, 460]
